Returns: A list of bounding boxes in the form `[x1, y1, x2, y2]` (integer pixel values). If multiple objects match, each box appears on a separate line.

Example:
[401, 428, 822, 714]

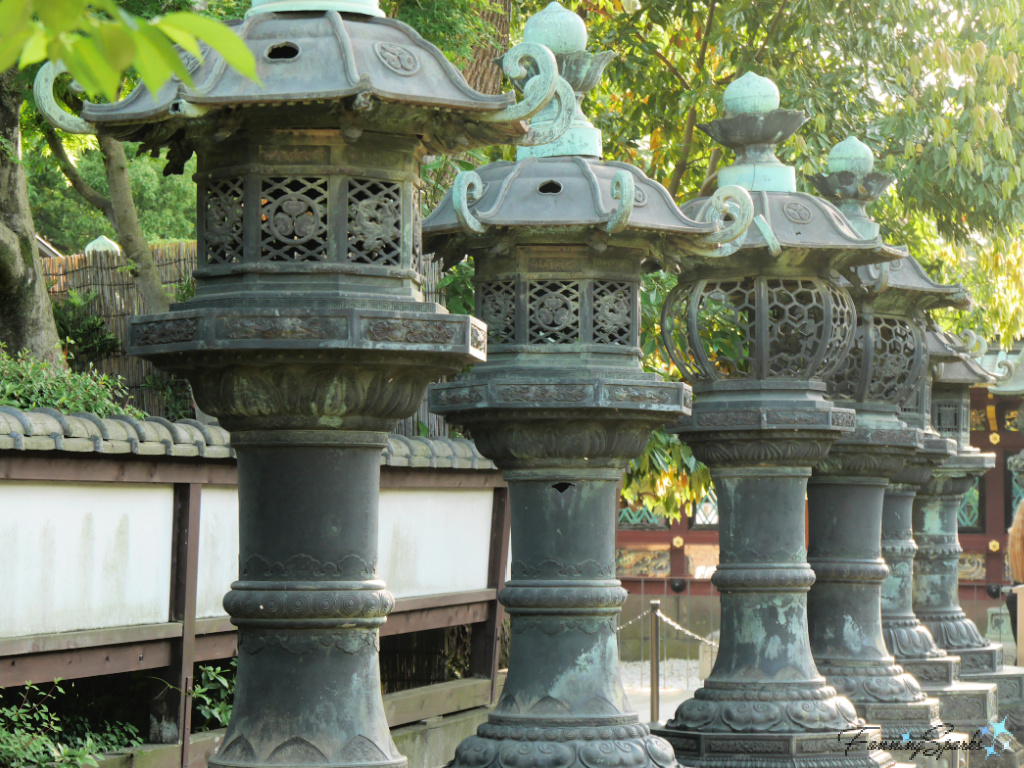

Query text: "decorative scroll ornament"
[482, 42, 563, 125]
[34, 62, 96, 135]
[753, 215, 782, 257]
[679, 184, 755, 258]
[604, 170, 635, 233]
[453, 171, 486, 234]
[454, 171, 489, 234]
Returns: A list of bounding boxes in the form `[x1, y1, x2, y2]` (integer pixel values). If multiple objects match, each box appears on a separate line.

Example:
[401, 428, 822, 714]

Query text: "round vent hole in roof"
[266, 42, 300, 60]
[538, 180, 562, 195]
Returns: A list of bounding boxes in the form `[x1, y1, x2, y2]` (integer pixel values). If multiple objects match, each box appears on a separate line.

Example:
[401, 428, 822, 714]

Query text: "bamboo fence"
[40, 241, 449, 436]
[41, 242, 197, 417]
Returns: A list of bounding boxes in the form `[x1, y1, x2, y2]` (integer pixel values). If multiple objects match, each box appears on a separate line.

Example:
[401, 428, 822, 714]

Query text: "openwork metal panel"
[767, 279, 829, 377]
[662, 275, 855, 383]
[260, 177, 329, 261]
[832, 316, 921, 405]
[866, 318, 918, 403]
[479, 281, 515, 344]
[592, 281, 632, 346]
[933, 400, 963, 442]
[696, 280, 755, 377]
[347, 178, 402, 266]
[819, 281, 857, 380]
[204, 177, 245, 264]
[527, 280, 581, 344]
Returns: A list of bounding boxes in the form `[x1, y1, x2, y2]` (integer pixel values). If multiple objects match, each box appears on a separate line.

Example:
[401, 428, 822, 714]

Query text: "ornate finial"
[722, 72, 780, 117]
[247, 0, 384, 17]
[698, 73, 807, 193]
[828, 136, 874, 175]
[516, 2, 614, 160]
[523, 1, 588, 53]
[810, 136, 894, 239]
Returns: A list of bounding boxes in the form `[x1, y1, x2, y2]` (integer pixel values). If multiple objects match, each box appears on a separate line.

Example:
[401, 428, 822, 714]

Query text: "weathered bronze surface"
[652, 75, 900, 768]
[805, 142, 952, 746]
[920, 344, 1024, 751]
[33, 3, 575, 768]
[426, 7, 749, 768]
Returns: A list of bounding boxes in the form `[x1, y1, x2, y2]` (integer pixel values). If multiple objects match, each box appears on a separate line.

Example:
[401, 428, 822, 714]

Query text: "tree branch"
[40, 122, 116, 228]
[698, 148, 722, 197]
[668, 1, 718, 199]
[696, 0, 717, 72]
[754, 0, 788, 63]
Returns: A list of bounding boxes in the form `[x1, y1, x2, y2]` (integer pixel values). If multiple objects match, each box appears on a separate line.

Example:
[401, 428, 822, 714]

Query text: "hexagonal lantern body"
[423, 6, 753, 768]
[35, 6, 575, 768]
[652, 76, 905, 768]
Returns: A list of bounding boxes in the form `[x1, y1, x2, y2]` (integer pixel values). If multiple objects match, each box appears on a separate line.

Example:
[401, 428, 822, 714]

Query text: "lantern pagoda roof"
[424, 1, 752, 265]
[424, 156, 730, 264]
[671, 74, 904, 279]
[871, 255, 971, 315]
[37, 8, 574, 159]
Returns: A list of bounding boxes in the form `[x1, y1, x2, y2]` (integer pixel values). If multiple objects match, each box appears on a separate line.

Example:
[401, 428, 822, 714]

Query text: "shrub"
[191, 660, 235, 731]
[50, 289, 121, 368]
[0, 345, 144, 418]
[0, 681, 142, 768]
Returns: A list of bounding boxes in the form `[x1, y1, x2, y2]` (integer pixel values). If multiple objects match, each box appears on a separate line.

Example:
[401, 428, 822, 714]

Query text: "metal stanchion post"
[650, 599, 660, 723]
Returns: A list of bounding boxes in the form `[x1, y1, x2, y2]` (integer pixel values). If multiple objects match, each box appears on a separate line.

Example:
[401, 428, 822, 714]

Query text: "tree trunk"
[99, 136, 170, 314]
[0, 68, 66, 365]
[462, 0, 511, 95]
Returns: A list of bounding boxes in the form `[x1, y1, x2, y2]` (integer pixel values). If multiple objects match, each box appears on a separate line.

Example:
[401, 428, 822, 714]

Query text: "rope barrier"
[614, 608, 718, 648]
[614, 609, 650, 632]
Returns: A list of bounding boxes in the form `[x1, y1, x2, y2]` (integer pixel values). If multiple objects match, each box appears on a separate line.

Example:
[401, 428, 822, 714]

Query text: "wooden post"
[150, 483, 202, 766]
[469, 486, 511, 703]
[649, 599, 660, 723]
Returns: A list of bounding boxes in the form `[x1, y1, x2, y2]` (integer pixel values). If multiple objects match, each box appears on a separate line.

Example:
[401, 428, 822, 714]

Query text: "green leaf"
[16, 23, 47, 68]
[157, 12, 259, 82]
[34, 0, 85, 36]
[94, 21, 137, 76]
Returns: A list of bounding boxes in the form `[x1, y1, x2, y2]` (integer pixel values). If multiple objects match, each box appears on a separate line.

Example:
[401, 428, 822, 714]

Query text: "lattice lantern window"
[474, 273, 639, 351]
[829, 314, 927, 408]
[932, 382, 971, 449]
[661, 275, 855, 383]
[195, 138, 419, 284]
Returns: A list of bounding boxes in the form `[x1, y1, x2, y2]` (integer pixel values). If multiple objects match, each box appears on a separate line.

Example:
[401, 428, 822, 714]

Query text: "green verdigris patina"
[652, 74, 904, 768]
[424, 5, 752, 768]
[805, 138, 967, 755]
[34, 3, 575, 768]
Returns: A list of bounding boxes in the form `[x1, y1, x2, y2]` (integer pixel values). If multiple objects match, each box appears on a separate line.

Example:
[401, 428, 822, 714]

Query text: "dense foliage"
[0, 343, 143, 417]
[0, 681, 142, 768]
[50, 289, 120, 366]
[566, 0, 1024, 342]
[25, 137, 197, 255]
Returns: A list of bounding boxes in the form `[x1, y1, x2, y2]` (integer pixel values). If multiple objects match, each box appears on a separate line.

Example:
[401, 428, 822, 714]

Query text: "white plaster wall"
[378, 489, 494, 599]
[0, 481, 174, 638]
[195, 486, 239, 619]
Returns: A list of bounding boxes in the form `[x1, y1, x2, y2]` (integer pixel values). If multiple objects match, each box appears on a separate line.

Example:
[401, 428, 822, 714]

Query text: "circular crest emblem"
[783, 201, 813, 224]
[374, 43, 420, 76]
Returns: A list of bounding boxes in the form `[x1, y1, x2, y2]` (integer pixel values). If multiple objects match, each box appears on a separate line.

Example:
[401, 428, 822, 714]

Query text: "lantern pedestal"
[653, 386, 894, 768]
[431, 382, 688, 768]
[215, 430, 401, 768]
[914, 456, 1024, 747]
[807, 431, 945, 741]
